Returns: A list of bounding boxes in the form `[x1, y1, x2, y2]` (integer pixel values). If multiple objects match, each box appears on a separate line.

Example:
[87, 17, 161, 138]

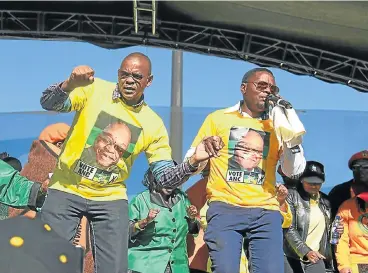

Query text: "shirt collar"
[112, 84, 144, 108]
[224, 100, 267, 120]
[224, 101, 243, 114]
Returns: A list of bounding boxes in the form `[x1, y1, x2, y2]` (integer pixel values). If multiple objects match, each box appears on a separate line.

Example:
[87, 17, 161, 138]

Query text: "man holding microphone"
[39, 52, 223, 273]
[184, 68, 306, 273]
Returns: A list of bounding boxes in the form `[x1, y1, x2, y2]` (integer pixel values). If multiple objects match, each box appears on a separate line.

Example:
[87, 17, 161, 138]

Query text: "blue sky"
[1, 39, 368, 112]
[1, 39, 367, 196]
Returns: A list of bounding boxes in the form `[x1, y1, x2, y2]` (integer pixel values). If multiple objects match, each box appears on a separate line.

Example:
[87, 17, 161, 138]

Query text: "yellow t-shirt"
[191, 106, 281, 210]
[305, 198, 326, 252]
[49, 78, 172, 201]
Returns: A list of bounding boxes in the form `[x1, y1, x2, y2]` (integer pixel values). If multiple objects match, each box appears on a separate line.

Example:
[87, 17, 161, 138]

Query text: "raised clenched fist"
[276, 184, 288, 205]
[146, 208, 160, 223]
[61, 65, 95, 92]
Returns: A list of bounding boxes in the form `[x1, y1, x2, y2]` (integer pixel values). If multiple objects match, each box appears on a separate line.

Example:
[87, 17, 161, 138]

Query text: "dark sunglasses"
[246, 81, 279, 94]
[118, 70, 144, 81]
[352, 165, 368, 171]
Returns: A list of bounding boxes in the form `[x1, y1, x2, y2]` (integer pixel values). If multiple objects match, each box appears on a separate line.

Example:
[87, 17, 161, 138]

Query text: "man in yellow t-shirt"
[184, 68, 306, 273]
[39, 52, 221, 273]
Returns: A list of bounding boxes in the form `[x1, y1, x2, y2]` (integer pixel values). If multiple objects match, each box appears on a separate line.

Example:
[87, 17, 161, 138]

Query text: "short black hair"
[242, 68, 274, 83]
[3, 157, 22, 172]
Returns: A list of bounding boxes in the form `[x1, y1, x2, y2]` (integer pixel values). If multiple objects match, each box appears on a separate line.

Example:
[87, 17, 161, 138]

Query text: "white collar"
[224, 101, 242, 114]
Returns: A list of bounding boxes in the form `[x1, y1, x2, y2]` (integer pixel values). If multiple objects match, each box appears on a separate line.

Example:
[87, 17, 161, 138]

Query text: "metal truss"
[133, 0, 156, 35]
[1, 9, 368, 92]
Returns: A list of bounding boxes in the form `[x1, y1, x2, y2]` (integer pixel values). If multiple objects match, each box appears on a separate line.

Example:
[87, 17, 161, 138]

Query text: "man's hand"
[61, 65, 95, 92]
[339, 268, 352, 273]
[186, 205, 198, 220]
[276, 184, 288, 205]
[191, 136, 225, 165]
[137, 208, 160, 230]
[146, 208, 160, 224]
[306, 251, 325, 264]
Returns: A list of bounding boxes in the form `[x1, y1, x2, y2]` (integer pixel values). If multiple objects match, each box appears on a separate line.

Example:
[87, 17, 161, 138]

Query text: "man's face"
[234, 131, 264, 170]
[94, 123, 132, 168]
[241, 72, 276, 114]
[117, 56, 153, 104]
[352, 159, 368, 186]
[302, 181, 322, 195]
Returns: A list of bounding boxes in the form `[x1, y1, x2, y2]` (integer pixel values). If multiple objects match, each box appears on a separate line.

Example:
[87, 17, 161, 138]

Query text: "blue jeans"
[204, 201, 284, 273]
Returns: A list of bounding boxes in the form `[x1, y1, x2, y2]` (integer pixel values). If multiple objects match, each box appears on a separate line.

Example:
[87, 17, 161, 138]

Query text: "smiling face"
[93, 122, 132, 169]
[117, 53, 153, 105]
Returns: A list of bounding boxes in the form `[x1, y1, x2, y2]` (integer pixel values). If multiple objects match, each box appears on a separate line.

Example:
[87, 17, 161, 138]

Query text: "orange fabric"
[348, 150, 368, 169]
[11, 123, 94, 273]
[38, 123, 70, 143]
[336, 197, 368, 271]
[186, 178, 209, 272]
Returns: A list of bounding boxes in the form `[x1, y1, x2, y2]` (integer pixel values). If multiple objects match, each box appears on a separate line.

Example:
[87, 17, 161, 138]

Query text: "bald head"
[234, 130, 264, 170]
[121, 52, 152, 74]
[241, 130, 264, 146]
[117, 52, 154, 105]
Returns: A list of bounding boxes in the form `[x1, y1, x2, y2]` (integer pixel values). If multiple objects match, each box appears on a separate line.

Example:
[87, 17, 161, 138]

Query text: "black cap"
[300, 161, 325, 184]
[0, 216, 84, 273]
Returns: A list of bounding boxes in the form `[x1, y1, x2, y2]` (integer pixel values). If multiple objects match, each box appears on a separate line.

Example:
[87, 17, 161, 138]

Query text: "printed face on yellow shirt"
[358, 213, 368, 234]
[74, 111, 142, 185]
[227, 127, 268, 185]
[361, 215, 368, 226]
[234, 130, 264, 170]
[93, 122, 132, 169]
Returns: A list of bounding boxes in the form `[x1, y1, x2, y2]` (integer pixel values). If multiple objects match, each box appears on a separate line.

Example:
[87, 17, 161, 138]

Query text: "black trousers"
[40, 189, 129, 273]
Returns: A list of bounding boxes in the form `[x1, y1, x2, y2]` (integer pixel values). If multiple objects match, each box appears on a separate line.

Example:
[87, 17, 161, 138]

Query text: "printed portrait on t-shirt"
[73, 111, 142, 185]
[226, 126, 270, 185]
[358, 213, 368, 234]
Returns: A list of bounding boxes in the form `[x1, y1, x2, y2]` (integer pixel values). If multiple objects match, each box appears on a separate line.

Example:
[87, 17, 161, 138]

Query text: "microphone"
[266, 94, 293, 109]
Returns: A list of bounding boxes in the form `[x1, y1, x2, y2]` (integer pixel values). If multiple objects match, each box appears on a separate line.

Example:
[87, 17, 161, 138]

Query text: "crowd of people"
[0, 52, 367, 273]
